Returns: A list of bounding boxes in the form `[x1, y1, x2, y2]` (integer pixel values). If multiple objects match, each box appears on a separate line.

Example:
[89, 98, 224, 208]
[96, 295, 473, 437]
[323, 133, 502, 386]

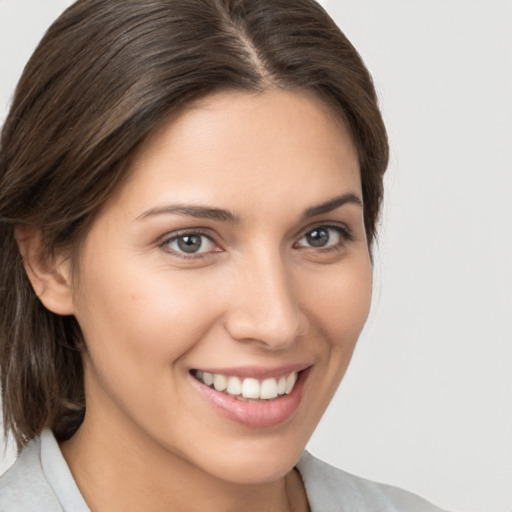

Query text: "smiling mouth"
[191, 370, 299, 401]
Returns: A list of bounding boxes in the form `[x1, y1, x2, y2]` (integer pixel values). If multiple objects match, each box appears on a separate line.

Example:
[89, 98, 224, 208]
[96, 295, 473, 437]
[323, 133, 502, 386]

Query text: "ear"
[15, 225, 75, 316]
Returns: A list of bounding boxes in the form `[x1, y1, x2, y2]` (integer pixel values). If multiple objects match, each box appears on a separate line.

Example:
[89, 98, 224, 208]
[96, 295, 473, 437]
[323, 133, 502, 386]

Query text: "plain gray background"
[1, 1, 511, 511]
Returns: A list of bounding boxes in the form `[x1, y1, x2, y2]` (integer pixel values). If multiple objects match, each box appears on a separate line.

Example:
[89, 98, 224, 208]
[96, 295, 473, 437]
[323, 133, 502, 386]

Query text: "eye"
[162, 232, 219, 256]
[295, 225, 351, 249]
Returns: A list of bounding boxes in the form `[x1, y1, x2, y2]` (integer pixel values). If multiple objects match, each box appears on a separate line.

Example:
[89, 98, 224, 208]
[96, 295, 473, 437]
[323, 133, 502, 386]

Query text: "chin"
[185, 429, 311, 486]
[205, 450, 303, 486]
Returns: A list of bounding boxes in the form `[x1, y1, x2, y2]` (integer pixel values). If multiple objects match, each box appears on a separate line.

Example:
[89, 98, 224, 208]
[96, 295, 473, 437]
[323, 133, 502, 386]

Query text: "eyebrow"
[301, 192, 363, 220]
[136, 192, 362, 223]
[136, 205, 239, 223]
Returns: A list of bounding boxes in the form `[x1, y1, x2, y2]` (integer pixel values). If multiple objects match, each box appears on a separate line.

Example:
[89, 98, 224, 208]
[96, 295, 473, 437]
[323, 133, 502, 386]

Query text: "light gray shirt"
[0, 430, 448, 511]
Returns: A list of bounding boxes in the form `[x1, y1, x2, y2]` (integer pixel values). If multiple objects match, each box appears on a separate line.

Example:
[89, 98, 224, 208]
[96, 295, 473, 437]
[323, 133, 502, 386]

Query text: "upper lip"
[190, 363, 312, 380]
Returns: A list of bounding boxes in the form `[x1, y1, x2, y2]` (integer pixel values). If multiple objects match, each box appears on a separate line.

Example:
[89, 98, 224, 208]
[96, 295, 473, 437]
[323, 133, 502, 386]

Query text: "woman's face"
[69, 89, 372, 484]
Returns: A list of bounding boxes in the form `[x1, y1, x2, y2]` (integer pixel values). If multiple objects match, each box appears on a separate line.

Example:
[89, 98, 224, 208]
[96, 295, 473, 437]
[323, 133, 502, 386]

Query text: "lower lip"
[190, 369, 309, 428]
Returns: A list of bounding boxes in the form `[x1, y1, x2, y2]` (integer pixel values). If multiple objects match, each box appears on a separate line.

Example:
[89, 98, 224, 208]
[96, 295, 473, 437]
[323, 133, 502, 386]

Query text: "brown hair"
[0, 0, 388, 449]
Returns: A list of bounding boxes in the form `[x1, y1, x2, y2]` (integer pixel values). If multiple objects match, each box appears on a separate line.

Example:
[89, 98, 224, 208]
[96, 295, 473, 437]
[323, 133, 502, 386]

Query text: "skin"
[23, 89, 373, 511]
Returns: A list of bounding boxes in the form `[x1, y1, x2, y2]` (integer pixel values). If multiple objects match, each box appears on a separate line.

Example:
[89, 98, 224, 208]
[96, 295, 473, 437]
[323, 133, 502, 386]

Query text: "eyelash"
[159, 223, 353, 259]
[294, 223, 353, 251]
[160, 229, 219, 259]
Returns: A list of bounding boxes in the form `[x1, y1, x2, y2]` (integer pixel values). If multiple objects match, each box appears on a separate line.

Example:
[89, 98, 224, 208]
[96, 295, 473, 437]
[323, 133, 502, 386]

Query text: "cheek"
[73, 263, 227, 430]
[303, 258, 373, 347]
[292, 258, 372, 433]
[73, 261, 224, 375]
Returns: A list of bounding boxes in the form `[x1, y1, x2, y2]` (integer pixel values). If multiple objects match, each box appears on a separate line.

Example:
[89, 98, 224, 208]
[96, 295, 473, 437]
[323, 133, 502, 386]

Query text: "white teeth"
[277, 376, 287, 395]
[241, 378, 260, 399]
[213, 374, 227, 392]
[227, 376, 242, 395]
[285, 372, 297, 394]
[195, 370, 299, 400]
[260, 378, 278, 399]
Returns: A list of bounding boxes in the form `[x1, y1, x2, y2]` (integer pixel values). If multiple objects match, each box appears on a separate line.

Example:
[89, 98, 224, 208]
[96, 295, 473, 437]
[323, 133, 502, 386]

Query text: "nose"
[223, 250, 308, 350]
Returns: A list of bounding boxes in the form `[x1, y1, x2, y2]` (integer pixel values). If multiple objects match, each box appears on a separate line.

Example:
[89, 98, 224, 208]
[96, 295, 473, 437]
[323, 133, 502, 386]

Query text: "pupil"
[177, 235, 202, 253]
[306, 228, 329, 247]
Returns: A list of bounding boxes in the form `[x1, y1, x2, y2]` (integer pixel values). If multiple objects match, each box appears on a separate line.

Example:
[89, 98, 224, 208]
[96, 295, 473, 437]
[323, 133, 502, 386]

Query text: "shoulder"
[0, 436, 62, 512]
[297, 452, 449, 512]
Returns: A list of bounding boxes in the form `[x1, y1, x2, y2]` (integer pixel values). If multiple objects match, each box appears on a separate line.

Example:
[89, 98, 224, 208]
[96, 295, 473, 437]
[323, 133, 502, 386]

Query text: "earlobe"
[14, 225, 76, 316]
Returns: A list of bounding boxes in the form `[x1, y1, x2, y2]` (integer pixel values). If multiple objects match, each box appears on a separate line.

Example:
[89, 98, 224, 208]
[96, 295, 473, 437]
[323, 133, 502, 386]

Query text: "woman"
[0, 0, 447, 510]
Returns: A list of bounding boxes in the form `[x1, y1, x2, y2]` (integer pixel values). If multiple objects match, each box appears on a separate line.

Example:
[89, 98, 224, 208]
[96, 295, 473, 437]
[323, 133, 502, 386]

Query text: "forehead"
[101, 89, 361, 222]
